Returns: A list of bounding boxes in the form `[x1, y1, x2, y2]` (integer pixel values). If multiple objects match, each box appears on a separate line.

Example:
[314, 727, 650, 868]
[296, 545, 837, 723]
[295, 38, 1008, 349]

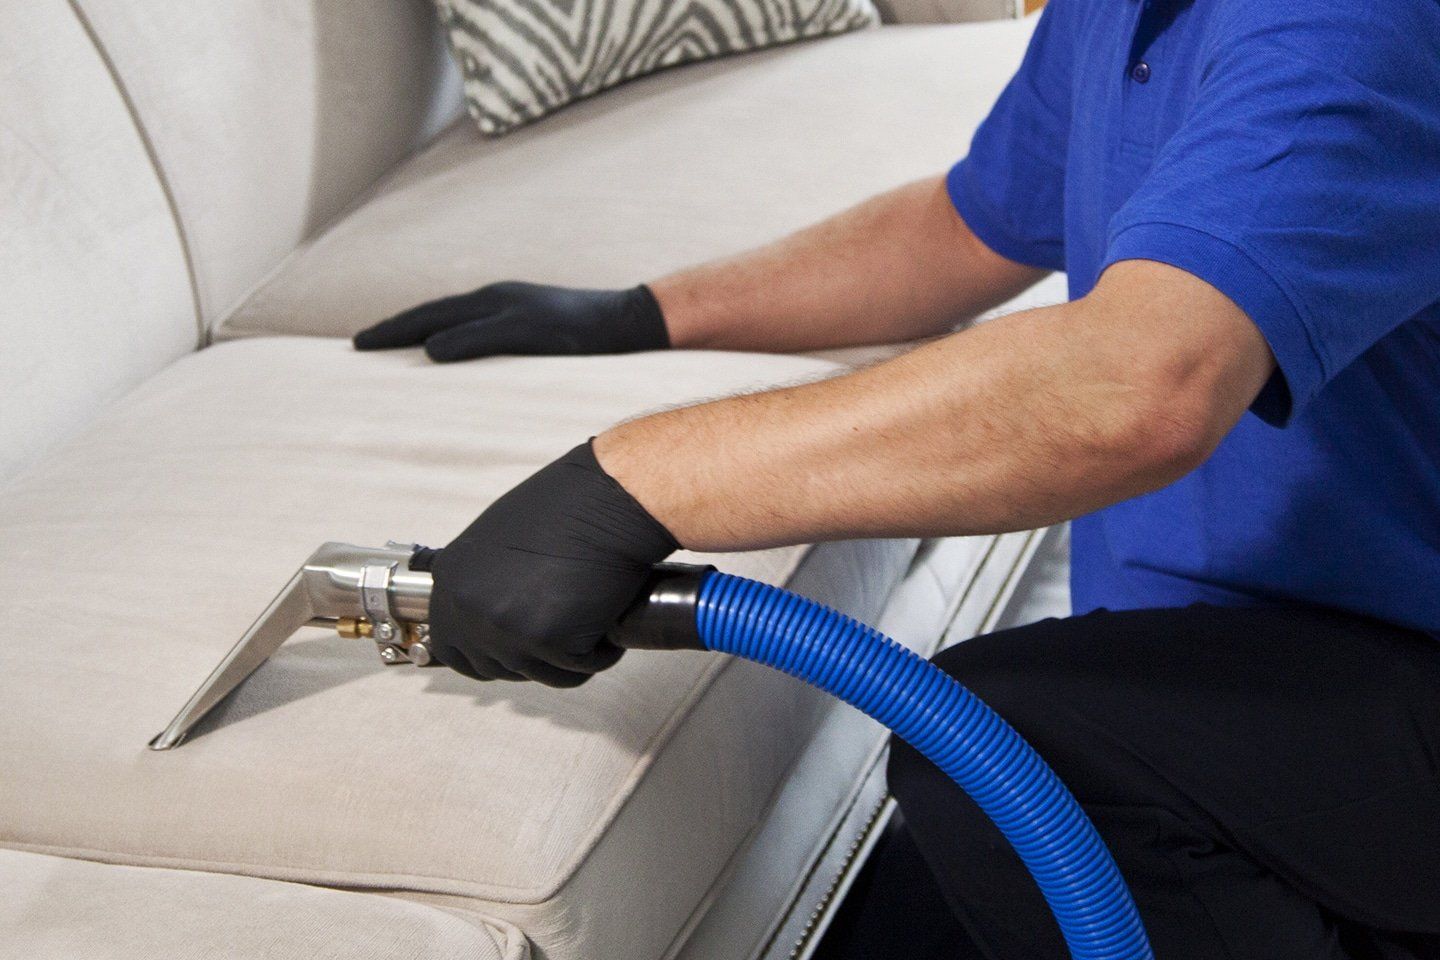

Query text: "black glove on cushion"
[429, 441, 680, 687]
[352, 282, 669, 361]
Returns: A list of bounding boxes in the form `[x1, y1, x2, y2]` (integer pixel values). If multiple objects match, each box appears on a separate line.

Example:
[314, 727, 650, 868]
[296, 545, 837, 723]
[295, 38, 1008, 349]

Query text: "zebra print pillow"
[436, 0, 880, 136]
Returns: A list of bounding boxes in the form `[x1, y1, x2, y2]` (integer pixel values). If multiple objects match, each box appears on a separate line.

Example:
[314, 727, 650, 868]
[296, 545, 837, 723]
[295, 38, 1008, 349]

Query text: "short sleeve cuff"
[946, 159, 1065, 273]
[1102, 222, 1326, 426]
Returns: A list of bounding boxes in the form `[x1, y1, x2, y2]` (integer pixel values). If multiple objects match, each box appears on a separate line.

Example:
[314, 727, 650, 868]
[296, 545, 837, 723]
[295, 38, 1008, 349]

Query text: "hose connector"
[608, 563, 712, 650]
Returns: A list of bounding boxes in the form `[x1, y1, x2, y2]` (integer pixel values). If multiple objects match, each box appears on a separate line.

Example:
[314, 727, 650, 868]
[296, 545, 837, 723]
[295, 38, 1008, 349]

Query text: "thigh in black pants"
[825, 605, 1440, 960]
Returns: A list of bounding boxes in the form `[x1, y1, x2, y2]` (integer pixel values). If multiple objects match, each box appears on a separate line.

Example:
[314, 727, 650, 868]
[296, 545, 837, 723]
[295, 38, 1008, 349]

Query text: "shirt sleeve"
[1101, 1, 1440, 425]
[946, 3, 1073, 273]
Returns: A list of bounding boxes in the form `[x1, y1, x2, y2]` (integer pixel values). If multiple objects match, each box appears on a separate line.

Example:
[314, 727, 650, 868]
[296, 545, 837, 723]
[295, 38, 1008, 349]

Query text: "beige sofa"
[1, 4, 1065, 958]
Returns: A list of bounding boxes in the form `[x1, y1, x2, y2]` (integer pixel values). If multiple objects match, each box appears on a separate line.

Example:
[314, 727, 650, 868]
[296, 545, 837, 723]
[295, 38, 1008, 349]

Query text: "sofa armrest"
[874, 0, 1026, 24]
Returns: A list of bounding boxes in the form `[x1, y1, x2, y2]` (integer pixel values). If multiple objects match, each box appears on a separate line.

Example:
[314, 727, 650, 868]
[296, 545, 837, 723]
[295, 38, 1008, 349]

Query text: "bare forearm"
[598, 261, 1274, 551]
[652, 176, 1046, 352]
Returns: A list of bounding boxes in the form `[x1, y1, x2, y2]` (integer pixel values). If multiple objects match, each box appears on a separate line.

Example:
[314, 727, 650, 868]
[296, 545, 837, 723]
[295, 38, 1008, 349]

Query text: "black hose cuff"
[608, 563, 712, 650]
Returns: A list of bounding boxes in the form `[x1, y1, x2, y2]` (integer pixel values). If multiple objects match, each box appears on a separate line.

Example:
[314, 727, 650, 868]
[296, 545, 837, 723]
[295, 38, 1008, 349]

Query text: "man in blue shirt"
[359, 0, 1440, 953]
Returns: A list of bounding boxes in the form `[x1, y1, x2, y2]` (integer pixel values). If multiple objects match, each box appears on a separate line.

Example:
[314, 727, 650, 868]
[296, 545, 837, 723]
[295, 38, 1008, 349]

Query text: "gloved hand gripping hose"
[618, 565, 1154, 960]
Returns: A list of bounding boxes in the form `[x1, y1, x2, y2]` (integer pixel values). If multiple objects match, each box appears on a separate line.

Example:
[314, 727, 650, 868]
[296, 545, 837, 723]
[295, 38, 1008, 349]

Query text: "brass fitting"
[335, 617, 374, 639]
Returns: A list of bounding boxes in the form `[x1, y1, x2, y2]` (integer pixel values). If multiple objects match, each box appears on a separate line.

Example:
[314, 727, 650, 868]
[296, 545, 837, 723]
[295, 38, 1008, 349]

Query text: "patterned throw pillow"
[436, 0, 880, 136]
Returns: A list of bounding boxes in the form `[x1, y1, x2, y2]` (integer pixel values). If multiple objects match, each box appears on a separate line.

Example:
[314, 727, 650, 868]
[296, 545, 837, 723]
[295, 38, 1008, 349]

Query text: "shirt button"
[1131, 61, 1152, 83]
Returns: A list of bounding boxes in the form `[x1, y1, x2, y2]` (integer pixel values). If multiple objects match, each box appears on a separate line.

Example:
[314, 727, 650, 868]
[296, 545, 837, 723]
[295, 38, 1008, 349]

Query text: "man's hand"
[428, 441, 678, 686]
[353, 282, 668, 362]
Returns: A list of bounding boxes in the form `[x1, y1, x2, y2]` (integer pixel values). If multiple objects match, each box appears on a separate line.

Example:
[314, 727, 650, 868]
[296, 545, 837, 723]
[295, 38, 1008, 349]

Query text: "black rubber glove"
[428, 441, 679, 687]
[352, 282, 669, 361]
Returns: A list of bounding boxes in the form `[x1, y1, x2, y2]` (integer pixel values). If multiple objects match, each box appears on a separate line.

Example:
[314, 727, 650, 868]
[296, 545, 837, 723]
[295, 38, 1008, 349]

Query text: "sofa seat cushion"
[0, 848, 524, 960]
[218, 18, 1041, 340]
[0, 337, 930, 960]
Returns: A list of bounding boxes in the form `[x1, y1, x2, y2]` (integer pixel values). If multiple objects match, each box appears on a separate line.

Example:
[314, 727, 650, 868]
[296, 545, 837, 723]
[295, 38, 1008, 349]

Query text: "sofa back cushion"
[71, 0, 463, 327]
[437, 0, 878, 136]
[4, 1, 465, 481]
[218, 19, 1044, 341]
[0, 2, 195, 481]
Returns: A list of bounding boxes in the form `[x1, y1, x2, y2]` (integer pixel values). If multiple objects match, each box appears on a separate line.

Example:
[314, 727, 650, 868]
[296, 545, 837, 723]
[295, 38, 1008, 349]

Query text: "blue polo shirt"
[950, 0, 1440, 634]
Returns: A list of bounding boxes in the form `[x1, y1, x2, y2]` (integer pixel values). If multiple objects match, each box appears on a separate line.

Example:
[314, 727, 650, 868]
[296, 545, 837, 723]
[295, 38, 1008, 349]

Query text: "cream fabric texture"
[0, 2, 194, 481]
[994, 524, 1073, 632]
[70, 0, 461, 325]
[220, 19, 1039, 340]
[0, 848, 525, 960]
[0, 338, 916, 960]
[437, 0, 878, 136]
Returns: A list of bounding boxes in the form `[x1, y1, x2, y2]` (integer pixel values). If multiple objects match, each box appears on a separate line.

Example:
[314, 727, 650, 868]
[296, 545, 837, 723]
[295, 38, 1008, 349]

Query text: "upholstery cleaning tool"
[152, 543, 1154, 960]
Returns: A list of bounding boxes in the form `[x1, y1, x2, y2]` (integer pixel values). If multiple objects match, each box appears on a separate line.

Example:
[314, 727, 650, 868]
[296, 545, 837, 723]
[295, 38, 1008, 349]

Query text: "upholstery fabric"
[0, 848, 525, 960]
[436, 0, 877, 137]
[992, 523, 1071, 631]
[0, 1, 193, 481]
[0, 337, 922, 960]
[219, 19, 1040, 340]
[71, 0, 462, 325]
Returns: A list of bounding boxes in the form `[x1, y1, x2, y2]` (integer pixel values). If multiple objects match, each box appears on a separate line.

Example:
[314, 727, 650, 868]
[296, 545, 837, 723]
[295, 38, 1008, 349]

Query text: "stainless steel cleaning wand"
[148, 542, 704, 750]
[149, 542, 437, 750]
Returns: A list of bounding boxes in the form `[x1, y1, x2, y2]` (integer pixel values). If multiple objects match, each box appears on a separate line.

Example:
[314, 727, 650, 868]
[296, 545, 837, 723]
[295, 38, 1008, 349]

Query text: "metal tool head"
[148, 541, 437, 751]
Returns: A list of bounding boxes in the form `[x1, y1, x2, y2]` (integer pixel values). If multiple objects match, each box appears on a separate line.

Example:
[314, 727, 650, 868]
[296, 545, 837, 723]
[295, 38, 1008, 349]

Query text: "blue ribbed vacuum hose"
[688, 571, 1154, 960]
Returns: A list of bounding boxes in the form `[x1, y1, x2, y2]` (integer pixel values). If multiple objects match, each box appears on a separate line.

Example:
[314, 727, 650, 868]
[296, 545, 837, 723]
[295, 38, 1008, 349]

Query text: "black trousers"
[818, 605, 1440, 960]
